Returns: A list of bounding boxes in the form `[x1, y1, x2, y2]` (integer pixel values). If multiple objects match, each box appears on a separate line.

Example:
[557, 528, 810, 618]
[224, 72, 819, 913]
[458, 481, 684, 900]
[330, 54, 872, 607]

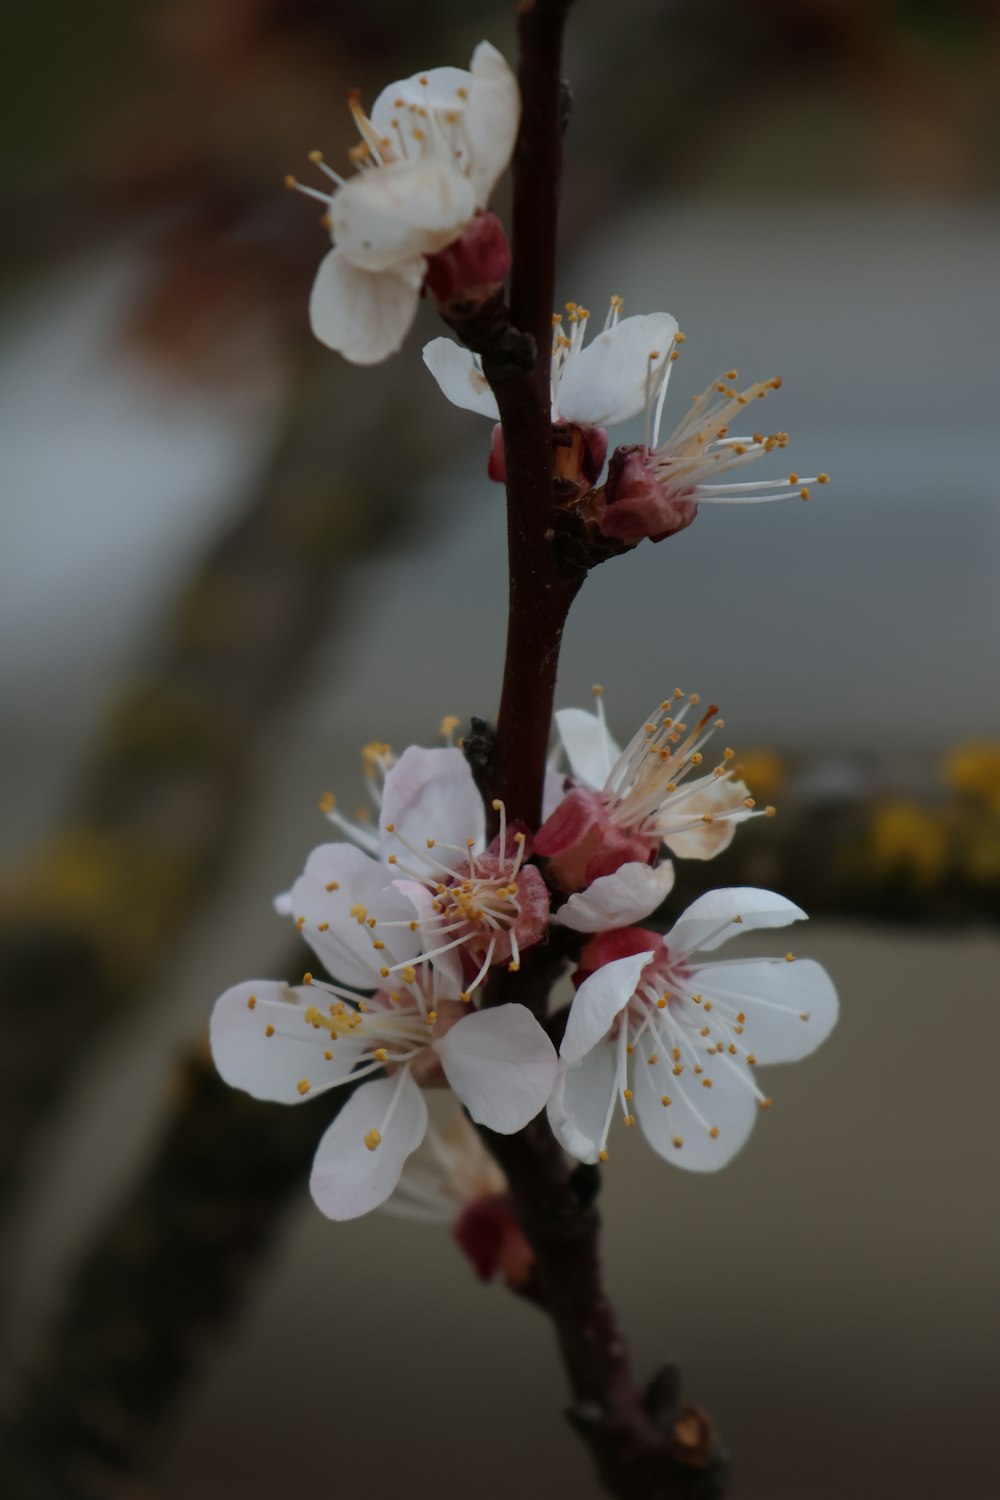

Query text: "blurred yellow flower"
[734, 748, 785, 802]
[942, 742, 1000, 812]
[868, 802, 949, 887]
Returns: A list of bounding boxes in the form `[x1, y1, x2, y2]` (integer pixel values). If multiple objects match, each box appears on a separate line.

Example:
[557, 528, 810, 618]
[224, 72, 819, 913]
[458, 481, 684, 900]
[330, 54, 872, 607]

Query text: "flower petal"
[289, 843, 420, 989]
[553, 860, 675, 932]
[665, 887, 807, 960]
[547, 1045, 618, 1164]
[210, 980, 361, 1103]
[556, 313, 679, 426]
[659, 774, 755, 860]
[555, 706, 621, 789]
[692, 958, 838, 1063]
[465, 42, 520, 204]
[633, 1035, 758, 1172]
[434, 1004, 558, 1133]
[422, 338, 500, 418]
[310, 1073, 428, 1220]
[371, 68, 474, 136]
[309, 248, 423, 365]
[560, 951, 653, 1065]
[332, 161, 475, 272]
[392, 877, 464, 991]
[379, 745, 485, 868]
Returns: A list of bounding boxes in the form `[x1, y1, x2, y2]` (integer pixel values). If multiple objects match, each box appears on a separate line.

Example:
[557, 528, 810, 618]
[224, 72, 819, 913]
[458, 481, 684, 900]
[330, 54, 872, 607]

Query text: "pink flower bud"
[599, 444, 698, 543]
[424, 210, 511, 310]
[487, 422, 506, 483]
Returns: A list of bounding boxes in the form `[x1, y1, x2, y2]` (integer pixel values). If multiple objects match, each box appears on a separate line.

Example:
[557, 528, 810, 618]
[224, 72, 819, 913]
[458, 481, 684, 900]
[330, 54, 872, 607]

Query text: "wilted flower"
[291, 42, 519, 363]
[387, 1112, 535, 1288]
[548, 888, 838, 1171]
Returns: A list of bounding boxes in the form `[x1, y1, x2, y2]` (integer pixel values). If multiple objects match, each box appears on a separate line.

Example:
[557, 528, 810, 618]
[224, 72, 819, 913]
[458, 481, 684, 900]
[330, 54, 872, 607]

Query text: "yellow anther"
[746, 1052, 757, 1065]
[800, 488, 811, 501]
[247, 995, 257, 1010]
[623, 1114, 635, 1128]
[295, 916, 305, 932]
[785, 951, 795, 963]
[284, 173, 298, 190]
[350, 904, 367, 923]
[801, 1011, 811, 1021]
[817, 472, 830, 484]
[758, 1097, 773, 1111]
[426, 1010, 437, 1026]
[598, 1149, 609, 1162]
[325, 881, 339, 892]
[296, 1079, 311, 1095]
[318, 922, 329, 932]
[318, 791, 335, 814]
[364, 1129, 382, 1152]
[765, 805, 777, 817]
[324, 1050, 333, 1060]
[302, 972, 313, 986]
[623, 1088, 634, 1101]
[709, 1126, 720, 1140]
[373, 1047, 388, 1063]
[672, 1137, 684, 1149]
[661, 1095, 671, 1107]
[788, 472, 799, 484]
[307, 149, 324, 164]
[379, 966, 390, 978]
[702, 1078, 713, 1089]
[647, 1053, 658, 1064]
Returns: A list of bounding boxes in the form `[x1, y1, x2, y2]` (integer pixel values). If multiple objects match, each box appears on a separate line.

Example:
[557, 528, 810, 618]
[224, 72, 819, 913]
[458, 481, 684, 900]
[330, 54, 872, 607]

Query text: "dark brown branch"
[467, 5, 730, 1495]
[487, 0, 583, 831]
[0, 1031, 354, 1500]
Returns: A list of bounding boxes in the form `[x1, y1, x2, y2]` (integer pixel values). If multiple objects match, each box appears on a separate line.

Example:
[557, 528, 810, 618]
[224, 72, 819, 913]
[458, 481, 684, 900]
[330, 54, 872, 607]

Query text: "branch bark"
[472, 5, 730, 1495]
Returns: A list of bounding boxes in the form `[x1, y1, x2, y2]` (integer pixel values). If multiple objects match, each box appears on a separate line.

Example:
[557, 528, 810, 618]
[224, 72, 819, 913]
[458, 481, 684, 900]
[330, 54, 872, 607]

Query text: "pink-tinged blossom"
[291, 43, 519, 364]
[538, 688, 766, 902]
[547, 888, 838, 1171]
[597, 338, 830, 543]
[423, 296, 678, 484]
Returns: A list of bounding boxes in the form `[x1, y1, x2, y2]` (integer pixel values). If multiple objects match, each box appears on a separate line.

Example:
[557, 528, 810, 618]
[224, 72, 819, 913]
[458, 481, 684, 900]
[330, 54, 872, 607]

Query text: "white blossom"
[423, 296, 679, 428]
[547, 888, 838, 1171]
[293, 43, 519, 364]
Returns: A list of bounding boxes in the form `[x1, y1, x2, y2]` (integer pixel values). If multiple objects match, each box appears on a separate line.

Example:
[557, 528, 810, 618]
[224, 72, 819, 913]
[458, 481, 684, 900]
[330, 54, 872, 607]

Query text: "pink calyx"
[424, 210, 511, 310]
[535, 785, 657, 893]
[599, 444, 698, 543]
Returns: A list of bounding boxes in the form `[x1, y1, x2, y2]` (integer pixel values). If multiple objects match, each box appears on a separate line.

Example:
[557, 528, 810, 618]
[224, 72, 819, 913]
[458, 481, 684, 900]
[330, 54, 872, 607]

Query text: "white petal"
[273, 889, 293, 916]
[332, 161, 475, 272]
[556, 313, 679, 426]
[541, 767, 568, 822]
[465, 42, 520, 204]
[633, 1038, 758, 1172]
[422, 338, 499, 418]
[555, 706, 621, 790]
[547, 1045, 618, 1164]
[371, 67, 474, 136]
[379, 745, 485, 868]
[310, 1073, 427, 1220]
[210, 980, 361, 1103]
[659, 774, 755, 860]
[692, 958, 838, 1063]
[393, 878, 464, 991]
[290, 843, 419, 989]
[309, 249, 423, 365]
[434, 1005, 557, 1133]
[665, 887, 807, 959]
[560, 951, 653, 1066]
[553, 860, 675, 932]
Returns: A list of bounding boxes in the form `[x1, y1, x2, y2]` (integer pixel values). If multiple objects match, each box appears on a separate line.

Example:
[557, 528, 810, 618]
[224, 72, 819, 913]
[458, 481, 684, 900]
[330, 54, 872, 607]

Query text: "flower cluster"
[425, 294, 829, 541]
[211, 693, 836, 1219]
[213, 38, 839, 1236]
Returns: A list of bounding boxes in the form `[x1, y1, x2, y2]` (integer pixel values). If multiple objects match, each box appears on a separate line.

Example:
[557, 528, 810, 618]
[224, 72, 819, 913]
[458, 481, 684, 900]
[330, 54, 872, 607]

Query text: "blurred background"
[1, 0, 998, 1496]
